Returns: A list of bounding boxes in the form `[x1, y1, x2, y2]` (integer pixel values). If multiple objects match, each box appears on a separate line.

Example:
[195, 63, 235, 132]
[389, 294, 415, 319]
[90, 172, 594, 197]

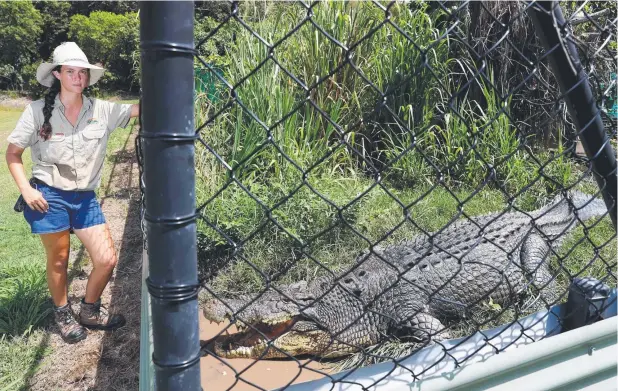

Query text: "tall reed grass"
[196, 1, 452, 180]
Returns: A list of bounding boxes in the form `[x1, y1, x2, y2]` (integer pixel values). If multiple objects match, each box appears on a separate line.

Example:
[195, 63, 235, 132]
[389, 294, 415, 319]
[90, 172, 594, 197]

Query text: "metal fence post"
[140, 1, 201, 390]
[528, 0, 617, 229]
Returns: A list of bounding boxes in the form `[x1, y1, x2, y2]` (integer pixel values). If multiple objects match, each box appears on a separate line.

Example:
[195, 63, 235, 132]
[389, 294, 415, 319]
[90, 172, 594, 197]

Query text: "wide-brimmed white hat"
[36, 42, 105, 87]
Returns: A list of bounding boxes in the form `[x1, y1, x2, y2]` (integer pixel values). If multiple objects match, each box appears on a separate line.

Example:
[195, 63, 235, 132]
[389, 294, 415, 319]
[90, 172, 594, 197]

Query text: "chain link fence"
[139, 0, 617, 389]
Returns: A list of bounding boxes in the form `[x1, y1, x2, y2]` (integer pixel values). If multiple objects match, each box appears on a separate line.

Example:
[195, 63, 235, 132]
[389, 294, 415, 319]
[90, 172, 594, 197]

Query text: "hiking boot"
[53, 303, 87, 344]
[79, 298, 126, 331]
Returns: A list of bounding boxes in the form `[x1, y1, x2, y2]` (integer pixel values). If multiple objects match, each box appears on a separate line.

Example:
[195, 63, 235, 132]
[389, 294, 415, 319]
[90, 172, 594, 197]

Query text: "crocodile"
[201, 191, 609, 359]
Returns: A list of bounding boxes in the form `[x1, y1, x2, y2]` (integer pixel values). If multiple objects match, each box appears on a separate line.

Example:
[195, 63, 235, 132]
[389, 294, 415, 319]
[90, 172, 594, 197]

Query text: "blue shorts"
[24, 183, 105, 234]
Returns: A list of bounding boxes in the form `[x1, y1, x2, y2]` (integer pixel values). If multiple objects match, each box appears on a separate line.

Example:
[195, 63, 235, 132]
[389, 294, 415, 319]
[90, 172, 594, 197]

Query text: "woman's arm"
[6, 143, 48, 213]
[130, 103, 139, 118]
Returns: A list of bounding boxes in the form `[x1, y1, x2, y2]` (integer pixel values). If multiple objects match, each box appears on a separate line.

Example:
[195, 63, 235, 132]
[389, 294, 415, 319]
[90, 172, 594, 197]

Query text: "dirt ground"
[0, 95, 32, 110]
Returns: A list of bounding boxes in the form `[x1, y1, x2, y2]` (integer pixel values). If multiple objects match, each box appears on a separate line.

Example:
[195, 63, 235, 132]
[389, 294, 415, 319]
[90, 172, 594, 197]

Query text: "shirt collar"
[54, 94, 93, 111]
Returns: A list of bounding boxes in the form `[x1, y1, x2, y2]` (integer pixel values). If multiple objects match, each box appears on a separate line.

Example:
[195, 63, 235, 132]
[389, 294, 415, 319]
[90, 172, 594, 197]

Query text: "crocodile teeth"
[229, 346, 252, 358]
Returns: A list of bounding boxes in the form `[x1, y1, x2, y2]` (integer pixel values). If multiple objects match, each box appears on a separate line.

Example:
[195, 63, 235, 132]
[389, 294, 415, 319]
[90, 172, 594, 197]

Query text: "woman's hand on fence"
[130, 103, 140, 119]
[23, 187, 48, 213]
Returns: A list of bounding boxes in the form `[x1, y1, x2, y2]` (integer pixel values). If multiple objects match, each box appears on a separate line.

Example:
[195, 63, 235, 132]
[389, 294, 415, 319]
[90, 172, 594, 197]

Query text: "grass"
[0, 109, 47, 334]
[0, 334, 51, 391]
[0, 101, 137, 390]
[195, 1, 451, 182]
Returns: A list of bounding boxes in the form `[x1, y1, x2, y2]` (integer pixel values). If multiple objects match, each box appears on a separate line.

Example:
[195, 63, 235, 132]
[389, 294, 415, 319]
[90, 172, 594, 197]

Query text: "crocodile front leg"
[521, 233, 559, 307]
[396, 311, 452, 344]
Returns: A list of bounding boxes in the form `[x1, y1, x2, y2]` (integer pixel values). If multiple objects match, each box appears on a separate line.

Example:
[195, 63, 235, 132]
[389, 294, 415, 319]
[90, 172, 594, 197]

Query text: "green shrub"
[0, 1, 43, 90]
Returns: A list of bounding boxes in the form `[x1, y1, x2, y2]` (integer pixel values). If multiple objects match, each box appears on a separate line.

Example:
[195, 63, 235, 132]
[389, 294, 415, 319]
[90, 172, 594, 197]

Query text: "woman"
[5, 42, 140, 344]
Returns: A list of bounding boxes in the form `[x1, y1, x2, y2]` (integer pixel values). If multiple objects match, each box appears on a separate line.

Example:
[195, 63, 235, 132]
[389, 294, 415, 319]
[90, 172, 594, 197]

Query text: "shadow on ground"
[91, 195, 142, 390]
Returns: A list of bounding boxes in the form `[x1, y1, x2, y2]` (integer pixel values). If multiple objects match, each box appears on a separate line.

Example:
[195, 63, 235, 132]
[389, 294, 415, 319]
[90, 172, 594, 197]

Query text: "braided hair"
[38, 65, 62, 141]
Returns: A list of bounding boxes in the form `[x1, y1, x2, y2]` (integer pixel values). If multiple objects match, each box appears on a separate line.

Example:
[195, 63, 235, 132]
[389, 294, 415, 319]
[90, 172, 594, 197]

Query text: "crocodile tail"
[535, 190, 608, 224]
[566, 191, 609, 221]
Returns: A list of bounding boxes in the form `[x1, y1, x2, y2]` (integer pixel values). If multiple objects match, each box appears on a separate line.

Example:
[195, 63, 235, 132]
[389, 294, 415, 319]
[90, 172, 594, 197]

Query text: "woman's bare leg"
[41, 229, 87, 343]
[73, 223, 117, 303]
[73, 222, 125, 330]
[40, 230, 71, 307]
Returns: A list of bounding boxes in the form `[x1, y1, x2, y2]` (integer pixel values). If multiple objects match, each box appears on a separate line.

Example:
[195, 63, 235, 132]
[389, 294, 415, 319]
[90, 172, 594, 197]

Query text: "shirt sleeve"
[105, 101, 134, 132]
[6, 104, 37, 149]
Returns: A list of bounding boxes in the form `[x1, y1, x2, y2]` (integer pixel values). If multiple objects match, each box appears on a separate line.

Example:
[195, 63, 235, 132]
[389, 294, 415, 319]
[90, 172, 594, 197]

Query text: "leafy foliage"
[68, 0, 138, 15]
[33, 0, 72, 60]
[0, 1, 43, 90]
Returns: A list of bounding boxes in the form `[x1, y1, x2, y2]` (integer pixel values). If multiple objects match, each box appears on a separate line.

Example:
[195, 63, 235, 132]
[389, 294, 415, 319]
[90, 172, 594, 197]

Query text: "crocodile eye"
[358, 270, 366, 277]
[344, 278, 353, 284]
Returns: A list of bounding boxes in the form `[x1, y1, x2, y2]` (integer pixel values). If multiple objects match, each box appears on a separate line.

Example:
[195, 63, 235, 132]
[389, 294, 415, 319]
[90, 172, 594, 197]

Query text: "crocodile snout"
[202, 299, 231, 323]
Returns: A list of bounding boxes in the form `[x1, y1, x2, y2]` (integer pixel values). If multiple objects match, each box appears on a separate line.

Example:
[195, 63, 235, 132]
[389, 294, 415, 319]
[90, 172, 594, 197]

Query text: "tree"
[69, 1, 137, 17]
[195, 1, 232, 22]
[33, 1, 72, 61]
[0, 1, 43, 89]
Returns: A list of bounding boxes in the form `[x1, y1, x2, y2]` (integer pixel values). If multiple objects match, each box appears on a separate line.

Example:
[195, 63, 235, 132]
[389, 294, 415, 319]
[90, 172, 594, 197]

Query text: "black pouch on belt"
[13, 178, 40, 213]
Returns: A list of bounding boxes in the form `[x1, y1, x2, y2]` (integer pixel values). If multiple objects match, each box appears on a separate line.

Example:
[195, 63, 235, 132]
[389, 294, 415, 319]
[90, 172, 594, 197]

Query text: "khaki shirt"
[7, 95, 133, 191]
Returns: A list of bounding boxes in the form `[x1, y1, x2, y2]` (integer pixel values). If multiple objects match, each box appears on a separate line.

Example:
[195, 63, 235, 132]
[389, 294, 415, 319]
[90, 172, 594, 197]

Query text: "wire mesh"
[140, 0, 617, 389]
